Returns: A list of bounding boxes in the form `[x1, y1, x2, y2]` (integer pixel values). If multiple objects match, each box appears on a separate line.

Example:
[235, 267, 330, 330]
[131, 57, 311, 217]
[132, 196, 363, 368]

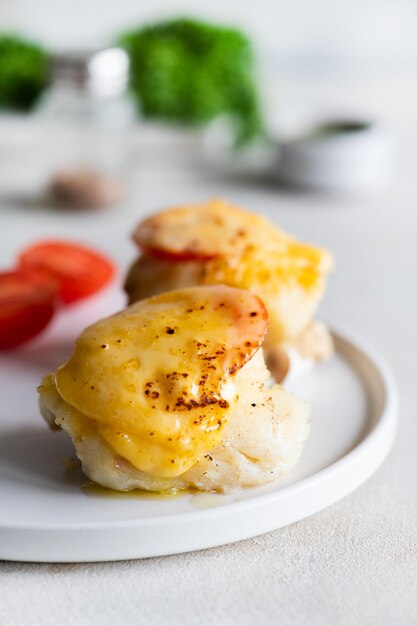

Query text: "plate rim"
[0, 325, 398, 561]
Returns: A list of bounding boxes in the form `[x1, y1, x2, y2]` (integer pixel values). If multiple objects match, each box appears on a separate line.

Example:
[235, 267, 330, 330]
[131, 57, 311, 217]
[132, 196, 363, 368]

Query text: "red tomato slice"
[18, 240, 115, 305]
[143, 246, 216, 262]
[0, 270, 58, 349]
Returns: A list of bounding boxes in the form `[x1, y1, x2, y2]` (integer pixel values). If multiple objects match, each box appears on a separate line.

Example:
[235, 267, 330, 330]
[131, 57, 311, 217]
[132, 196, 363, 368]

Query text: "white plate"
[0, 300, 397, 562]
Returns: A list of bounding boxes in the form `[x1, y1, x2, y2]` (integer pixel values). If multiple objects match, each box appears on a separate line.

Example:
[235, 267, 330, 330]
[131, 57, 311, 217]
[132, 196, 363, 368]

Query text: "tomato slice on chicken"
[0, 270, 58, 349]
[18, 240, 115, 304]
[133, 199, 333, 273]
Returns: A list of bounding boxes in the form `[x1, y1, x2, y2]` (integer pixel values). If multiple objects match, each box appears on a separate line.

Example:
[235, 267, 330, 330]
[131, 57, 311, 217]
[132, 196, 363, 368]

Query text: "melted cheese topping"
[129, 199, 333, 343]
[134, 198, 333, 275]
[54, 286, 267, 478]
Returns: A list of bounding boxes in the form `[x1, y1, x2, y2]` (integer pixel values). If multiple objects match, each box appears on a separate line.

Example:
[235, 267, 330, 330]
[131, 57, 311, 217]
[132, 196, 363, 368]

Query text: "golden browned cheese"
[53, 286, 267, 478]
[127, 199, 333, 343]
[134, 198, 332, 270]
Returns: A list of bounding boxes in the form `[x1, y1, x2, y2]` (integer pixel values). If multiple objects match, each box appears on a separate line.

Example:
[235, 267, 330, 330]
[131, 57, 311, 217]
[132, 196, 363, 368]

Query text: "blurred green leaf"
[119, 18, 264, 146]
[0, 35, 48, 110]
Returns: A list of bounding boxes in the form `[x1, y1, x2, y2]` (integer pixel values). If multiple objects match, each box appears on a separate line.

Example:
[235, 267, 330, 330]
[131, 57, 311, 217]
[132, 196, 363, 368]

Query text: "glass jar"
[35, 47, 136, 209]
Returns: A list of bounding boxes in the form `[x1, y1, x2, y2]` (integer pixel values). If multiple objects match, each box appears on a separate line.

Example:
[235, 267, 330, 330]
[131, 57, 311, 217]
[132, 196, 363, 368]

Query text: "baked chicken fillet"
[39, 285, 310, 493]
[125, 199, 334, 382]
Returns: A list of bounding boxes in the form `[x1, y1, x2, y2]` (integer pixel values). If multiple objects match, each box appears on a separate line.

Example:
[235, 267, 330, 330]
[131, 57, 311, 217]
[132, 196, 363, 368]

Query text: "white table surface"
[0, 75, 416, 624]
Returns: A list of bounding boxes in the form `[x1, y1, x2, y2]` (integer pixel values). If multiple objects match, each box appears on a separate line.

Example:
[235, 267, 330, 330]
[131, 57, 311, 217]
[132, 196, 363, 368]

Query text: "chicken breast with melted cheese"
[125, 199, 334, 382]
[38, 285, 310, 493]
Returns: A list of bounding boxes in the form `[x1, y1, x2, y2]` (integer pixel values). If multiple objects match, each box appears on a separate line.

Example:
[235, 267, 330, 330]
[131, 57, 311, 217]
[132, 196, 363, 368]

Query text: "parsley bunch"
[119, 18, 264, 146]
[0, 35, 48, 110]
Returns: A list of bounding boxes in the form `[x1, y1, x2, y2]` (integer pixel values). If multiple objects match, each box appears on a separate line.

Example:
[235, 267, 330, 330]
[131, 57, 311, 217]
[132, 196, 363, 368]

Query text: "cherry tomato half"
[18, 240, 115, 305]
[0, 270, 58, 349]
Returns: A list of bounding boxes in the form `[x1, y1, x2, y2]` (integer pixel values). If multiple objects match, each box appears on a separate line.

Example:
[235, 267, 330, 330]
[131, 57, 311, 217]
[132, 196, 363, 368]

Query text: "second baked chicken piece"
[125, 198, 334, 381]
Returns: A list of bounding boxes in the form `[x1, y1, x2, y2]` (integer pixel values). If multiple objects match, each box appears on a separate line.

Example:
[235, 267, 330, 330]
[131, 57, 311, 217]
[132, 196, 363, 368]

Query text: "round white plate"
[0, 301, 397, 562]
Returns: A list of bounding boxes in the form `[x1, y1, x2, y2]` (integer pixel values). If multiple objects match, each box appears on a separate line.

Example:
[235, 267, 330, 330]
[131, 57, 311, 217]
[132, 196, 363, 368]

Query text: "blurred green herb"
[0, 35, 48, 110]
[119, 18, 264, 146]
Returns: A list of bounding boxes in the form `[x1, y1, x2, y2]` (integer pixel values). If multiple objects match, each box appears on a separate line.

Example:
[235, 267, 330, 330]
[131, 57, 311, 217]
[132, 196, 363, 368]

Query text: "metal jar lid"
[51, 47, 129, 97]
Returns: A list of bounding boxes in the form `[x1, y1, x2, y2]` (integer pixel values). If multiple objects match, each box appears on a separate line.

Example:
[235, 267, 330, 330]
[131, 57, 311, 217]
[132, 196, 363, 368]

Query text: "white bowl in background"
[277, 119, 393, 193]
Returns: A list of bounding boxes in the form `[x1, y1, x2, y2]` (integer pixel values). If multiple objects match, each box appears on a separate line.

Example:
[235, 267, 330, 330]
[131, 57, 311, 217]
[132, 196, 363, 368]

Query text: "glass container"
[35, 47, 135, 208]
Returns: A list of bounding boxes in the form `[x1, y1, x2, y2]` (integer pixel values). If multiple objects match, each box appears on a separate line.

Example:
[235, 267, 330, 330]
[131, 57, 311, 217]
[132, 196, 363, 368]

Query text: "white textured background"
[0, 0, 416, 70]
